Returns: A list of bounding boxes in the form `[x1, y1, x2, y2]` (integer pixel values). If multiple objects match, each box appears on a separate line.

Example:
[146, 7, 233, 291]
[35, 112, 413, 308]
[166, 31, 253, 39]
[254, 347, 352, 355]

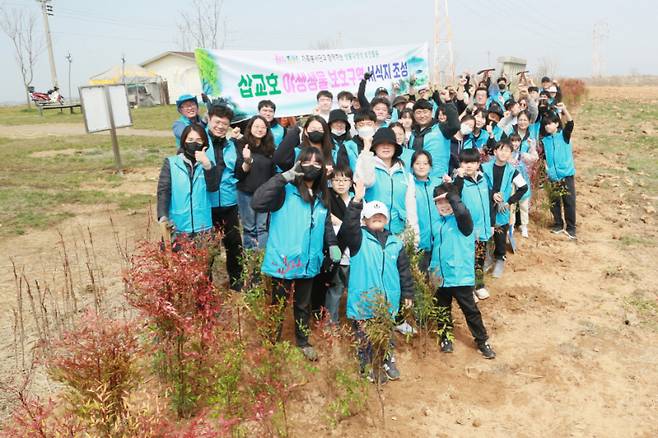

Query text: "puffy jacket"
[459, 173, 493, 241]
[542, 129, 575, 181]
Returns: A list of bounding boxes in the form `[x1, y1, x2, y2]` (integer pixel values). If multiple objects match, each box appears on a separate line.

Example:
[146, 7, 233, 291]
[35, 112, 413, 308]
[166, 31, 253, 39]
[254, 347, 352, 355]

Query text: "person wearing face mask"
[486, 77, 512, 110]
[449, 115, 476, 174]
[251, 147, 340, 362]
[328, 109, 353, 169]
[273, 115, 335, 174]
[234, 115, 277, 250]
[172, 94, 206, 147]
[340, 110, 378, 172]
[157, 124, 219, 238]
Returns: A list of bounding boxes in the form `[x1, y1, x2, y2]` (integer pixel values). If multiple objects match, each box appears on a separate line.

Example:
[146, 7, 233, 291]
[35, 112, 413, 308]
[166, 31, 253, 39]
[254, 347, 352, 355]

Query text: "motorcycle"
[29, 86, 64, 105]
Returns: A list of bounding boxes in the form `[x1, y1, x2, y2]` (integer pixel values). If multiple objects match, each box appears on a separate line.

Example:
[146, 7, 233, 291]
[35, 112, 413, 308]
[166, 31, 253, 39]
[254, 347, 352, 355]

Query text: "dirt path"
[2, 123, 170, 138]
[1, 87, 657, 436]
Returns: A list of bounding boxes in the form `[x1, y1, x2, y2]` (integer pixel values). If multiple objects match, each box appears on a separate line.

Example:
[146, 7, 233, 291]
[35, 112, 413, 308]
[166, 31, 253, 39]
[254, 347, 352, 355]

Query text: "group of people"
[156, 69, 577, 384]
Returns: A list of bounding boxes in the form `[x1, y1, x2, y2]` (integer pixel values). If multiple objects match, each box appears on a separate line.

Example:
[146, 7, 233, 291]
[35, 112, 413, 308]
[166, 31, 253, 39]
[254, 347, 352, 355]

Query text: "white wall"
[142, 55, 202, 103]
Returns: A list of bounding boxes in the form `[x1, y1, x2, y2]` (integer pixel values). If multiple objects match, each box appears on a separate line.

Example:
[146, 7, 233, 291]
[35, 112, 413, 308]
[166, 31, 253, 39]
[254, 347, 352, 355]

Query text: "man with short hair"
[258, 99, 286, 146]
[315, 90, 333, 122]
[172, 94, 206, 146]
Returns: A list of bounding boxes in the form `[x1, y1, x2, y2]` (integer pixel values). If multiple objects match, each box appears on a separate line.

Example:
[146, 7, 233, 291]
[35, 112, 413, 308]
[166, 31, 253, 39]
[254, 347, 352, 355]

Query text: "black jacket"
[272, 126, 302, 172]
[337, 199, 414, 301]
[234, 139, 276, 194]
[156, 155, 220, 220]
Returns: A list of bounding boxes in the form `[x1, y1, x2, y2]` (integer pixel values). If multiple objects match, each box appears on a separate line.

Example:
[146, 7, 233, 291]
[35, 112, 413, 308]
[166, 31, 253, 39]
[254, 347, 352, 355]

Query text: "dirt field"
[1, 86, 657, 436]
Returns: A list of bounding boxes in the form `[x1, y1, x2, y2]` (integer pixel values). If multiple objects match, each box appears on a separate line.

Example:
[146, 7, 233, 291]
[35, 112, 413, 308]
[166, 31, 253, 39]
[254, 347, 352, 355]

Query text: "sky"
[1, 0, 657, 103]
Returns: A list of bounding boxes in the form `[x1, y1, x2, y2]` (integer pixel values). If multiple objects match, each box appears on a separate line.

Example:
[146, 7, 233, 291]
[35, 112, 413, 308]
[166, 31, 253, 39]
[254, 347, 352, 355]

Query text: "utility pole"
[592, 21, 609, 78]
[121, 54, 126, 84]
[432, 0, 455, 87]
[65, 52, 72, 102]
[37, 0, 58, 88]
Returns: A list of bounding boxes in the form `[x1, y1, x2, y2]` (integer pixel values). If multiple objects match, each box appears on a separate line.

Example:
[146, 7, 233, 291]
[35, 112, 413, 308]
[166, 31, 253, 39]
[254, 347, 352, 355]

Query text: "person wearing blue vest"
[486, 76, 511, 110]
[172, 94, 206, 146]
[328, 109, 352, 169]
[541, 103, 576, 240]
[354, 127, 419, 245]
[206, 104, 244, 290]
[509, 132, 539, 239]
[449, 114, 476, 174]
[389, 121, 413, 173]
[251, 147, 340, 361]
[341, 110, 377, 171]
[482, 140, 528, 279]
[157, 124, 219, 238]
[408, 96, 460, 183]
[337, 180, 414, 384]
[453, 148, 495, 302]
[471, 108, 490, 151]
[429, 183, 495, 359]
[258, 100, 287, 147]
[273, 115, 335, 174]
[410, 150, 440, 272]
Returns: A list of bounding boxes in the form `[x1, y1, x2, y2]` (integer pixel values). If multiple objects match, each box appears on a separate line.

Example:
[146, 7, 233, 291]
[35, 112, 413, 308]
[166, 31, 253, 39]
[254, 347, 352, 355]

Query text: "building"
[140, 51, 201, 104]
[497, 56, 528, 84]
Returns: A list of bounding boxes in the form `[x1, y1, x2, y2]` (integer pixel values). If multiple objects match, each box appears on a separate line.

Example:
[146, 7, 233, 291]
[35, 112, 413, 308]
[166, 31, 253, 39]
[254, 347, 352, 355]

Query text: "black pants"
[271, 277, 313, 347]
[550, 176, 576, 234]
[211, 206, 243, 290]
[311, 269, 333, 318]
[493, 224, 509, 261]
[475, 240, 488, 289]
[436, 285, 488, 344]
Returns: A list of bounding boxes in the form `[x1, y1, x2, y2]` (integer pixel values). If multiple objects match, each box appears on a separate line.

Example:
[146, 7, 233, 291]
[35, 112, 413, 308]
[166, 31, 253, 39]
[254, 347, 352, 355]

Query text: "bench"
[37, 102, 81, 116]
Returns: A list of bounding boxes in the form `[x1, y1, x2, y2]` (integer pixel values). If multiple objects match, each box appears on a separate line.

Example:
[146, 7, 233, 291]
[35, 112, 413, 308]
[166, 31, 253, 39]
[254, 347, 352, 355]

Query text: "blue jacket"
[259, 180, 329, 279]
[400, 147, 414, 173]
[429, 195, 475, 288]
[414, 178, 440, 251]
[365, 162, 412, 235]
[409, 123, 451, 181]
[208, 137, 239, 208]
[167, 155, 213, 234]
[543, 130, 575, 181]
[460, 174, 494, 241]
[482, 160, 516, 226]
[472, 130, 489, 150]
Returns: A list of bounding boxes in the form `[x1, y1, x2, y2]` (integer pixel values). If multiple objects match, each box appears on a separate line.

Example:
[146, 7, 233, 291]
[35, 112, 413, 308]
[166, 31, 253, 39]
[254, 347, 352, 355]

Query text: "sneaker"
[475, 287, 490, 300]
[440, 338, 454, 353]
[520, 225, 529, 238]
[383, 354, 401, 380]
[395, 321, 417, 336]
[300, 345, 318, 362]
[472, 292, 479, 303]
[483, 252, 494, 273]
[366, 367, 388, 385]
[551, 225, 564, 234]
[492, 260, 505, 278]
[564, 230, 577, 240]
[477, 342, 496, 359]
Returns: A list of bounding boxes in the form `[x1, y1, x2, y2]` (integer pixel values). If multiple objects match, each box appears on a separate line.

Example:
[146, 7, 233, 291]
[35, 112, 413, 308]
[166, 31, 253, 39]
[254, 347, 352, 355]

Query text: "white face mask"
[357, 126, 375, 139]
[460, 123, 473, 136]
[331, 128, 346, 137]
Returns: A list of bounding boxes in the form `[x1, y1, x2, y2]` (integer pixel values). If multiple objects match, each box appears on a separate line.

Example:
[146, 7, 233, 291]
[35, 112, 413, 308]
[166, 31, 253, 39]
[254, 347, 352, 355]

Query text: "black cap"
[541, 76, 551, 83]
[392, 95, 409, 107]
[412, 98, 433, 112]
[372, 127, 402, 158]
[375, 86, 389, 95]
[488, 102, 504, 117]
[328, 109, 351, 130]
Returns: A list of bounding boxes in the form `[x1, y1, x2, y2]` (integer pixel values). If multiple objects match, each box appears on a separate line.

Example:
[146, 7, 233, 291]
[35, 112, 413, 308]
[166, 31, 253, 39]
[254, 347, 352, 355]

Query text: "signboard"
[195, 43, 430, 118]
[79, 84, 132, 133]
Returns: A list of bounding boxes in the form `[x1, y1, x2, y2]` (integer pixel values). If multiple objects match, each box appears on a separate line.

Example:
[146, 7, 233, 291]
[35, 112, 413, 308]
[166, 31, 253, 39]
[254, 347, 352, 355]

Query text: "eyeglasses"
[333, 178, 352, 183]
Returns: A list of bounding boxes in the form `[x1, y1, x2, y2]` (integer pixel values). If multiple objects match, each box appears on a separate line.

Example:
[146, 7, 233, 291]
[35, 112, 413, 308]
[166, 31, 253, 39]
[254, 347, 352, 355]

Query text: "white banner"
[195, 43, 430, 119]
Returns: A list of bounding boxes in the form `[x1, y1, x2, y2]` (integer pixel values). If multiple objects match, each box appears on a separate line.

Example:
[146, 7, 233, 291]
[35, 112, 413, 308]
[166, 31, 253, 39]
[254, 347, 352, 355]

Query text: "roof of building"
[140, 51, 195, 67]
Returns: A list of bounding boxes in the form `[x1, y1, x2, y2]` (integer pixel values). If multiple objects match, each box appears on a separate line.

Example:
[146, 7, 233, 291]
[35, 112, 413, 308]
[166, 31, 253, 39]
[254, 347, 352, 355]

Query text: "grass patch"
[624, 290, 658, 331]
[130, 105, 180, 131]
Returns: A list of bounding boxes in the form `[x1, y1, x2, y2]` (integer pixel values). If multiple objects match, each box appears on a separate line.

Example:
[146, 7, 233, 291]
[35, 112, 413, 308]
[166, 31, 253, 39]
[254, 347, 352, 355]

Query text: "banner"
[195, 43, 430, 119]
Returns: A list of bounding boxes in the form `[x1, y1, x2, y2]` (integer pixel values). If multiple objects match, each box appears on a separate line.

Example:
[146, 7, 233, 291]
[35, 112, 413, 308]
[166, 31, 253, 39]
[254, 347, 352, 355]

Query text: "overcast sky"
[1, 0, 656, 103]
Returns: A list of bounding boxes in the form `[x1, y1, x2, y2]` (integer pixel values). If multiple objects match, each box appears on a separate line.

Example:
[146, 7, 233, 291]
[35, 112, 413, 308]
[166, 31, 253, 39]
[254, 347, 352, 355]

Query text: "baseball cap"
[362, 201, 389, 220]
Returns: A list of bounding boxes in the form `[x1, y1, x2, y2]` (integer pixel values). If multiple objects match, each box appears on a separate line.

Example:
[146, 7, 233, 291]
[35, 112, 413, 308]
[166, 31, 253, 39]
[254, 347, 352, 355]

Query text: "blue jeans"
[325, 265, 349, 324]
[237, 191, 268, 250]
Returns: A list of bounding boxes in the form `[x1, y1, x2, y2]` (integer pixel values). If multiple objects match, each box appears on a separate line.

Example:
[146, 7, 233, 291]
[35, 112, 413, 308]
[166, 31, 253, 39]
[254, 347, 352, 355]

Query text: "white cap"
[362, 201, 389, 220]
[547, 85, 558, 93]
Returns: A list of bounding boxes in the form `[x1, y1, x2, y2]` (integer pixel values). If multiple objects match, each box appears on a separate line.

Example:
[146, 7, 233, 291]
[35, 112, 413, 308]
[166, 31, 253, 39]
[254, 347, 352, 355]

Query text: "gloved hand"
[282, 161, 303, 182]
[329, 245, 342, 264]
[364, 71, 373, 80]
[496, 202, 510, 213]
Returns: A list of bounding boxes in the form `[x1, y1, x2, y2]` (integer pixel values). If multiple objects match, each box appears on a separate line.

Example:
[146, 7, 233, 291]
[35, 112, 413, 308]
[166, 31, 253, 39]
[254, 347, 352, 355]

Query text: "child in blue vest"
[509, 132, 538, 239]
[338, 181, 414, 383]
[429, 183, 495, 359]
[541, 103, 576, 239]
[482, 140, 528, 278]
[172, 94, 206, 146]
[324, 165, 354, 325]
[252, 146, 341, 362]
[411, 150, 440, 272]
[157, 124, 219, 237]
[453, 148, 494, 301]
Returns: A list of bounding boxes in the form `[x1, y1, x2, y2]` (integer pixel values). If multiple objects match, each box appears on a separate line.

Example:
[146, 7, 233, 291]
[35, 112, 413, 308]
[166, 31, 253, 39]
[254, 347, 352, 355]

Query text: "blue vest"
[167, 155, 213, 234]
[400, 147, 414, 174]
[173, 115, 204, 146]
[364, 164, 411, 235]
[486, 90, 511, 109]
[472, 130, 489, 150]
[414, 178, 440, 251]
[343, 139, 359, 171]
[208, 137, 238, 208]
[262, 184, 328, 279]
[409, 123, 451, 181]
[543, 130, 575, 181]
[347, 229, 403, 320]
[429, 214, 475, 287]
[511, 150, 532, 202]
[461, 176, 493, 241]
[482, 161, 515, 226]
[271, 122, 285, 146]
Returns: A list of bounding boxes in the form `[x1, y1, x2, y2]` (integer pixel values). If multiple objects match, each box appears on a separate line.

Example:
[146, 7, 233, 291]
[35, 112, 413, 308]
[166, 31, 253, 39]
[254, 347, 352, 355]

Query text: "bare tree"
[177, 0, 230, 50]
[536, 56, 560, 80]
[0, 5, 43, 108]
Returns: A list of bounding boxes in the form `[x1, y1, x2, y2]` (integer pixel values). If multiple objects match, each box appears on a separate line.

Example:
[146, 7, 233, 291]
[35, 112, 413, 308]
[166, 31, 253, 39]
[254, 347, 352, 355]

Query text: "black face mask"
[301, 164, 322, 181]
[183, 141, 203, 162]
[498, 83, 506, 90]
[307, 131, 324, 144]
